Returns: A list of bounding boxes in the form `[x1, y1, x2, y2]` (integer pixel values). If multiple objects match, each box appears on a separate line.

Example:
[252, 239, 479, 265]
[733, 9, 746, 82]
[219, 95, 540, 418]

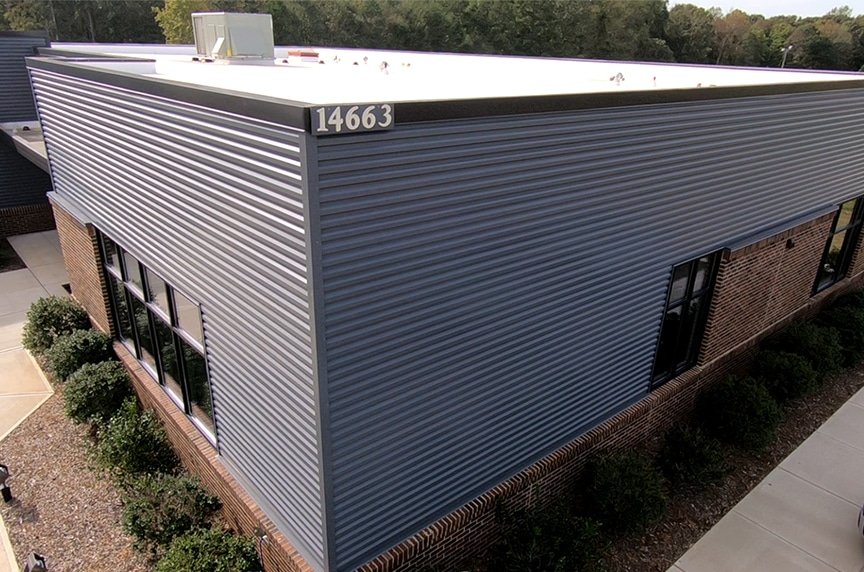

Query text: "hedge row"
[24, 296, 259, 571]
[492, 288, 864, 570]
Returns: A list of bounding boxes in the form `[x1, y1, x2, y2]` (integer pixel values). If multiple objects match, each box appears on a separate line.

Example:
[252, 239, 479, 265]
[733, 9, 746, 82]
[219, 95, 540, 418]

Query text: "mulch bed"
[0, 387, 151, 572]
[0, 238, 25, 273]
[602, 363, 864, 571]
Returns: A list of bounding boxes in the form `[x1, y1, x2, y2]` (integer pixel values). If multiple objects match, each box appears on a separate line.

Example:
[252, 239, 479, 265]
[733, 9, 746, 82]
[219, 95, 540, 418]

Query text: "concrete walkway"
[0, 230, 67, 572]
[672, 382, 864, 572]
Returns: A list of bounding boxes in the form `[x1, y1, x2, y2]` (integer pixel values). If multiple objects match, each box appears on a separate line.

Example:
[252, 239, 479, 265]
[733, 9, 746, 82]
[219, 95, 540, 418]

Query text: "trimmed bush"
[833, 289, 864, 310]
[122, 473, 220, 552]
[751, 349, 819, 403]
[581, 452, 666, 534]
[657, 425, 726, 487]
[764, 321, 843, 378]
[491, 498, 604, 572]
[46, 329, 114, 381]
[155, 529, 260, 572]
[21, 296, 89, 355]
[63, 361, 131, 426]
[697, 376, 782, 450]
[95, 398, 178, 477]
[818, 305, 864, 366]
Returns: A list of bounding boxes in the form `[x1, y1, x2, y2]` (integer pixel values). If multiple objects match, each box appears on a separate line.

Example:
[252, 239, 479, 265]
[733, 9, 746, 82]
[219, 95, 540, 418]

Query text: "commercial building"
[16, 15, 864, 571]
[0, 32, 53, 238]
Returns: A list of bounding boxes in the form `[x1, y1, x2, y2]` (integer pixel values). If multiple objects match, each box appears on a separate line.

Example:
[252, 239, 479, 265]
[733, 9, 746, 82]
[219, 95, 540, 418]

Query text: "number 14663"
[312, 104, 393, 135]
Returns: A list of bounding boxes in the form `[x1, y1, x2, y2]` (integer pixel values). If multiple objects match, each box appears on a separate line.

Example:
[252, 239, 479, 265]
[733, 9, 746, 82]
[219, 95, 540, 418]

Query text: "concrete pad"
[847, 385, 864, 409]
[783, 431, 864, 505]
[0, 286, 47, 318]
[0, 512, 13, 572]
[28, 262, 68, 288]
[734, 468, 864, 571]
[0, 312, 26, 351]
[0, 394, 52, 442]
[674, 511, 835, 572]
[818, 402, 864, 452]
[0, 351, 50, 395]
[7, 234, 61, 268]
[0, 269, 39, 292]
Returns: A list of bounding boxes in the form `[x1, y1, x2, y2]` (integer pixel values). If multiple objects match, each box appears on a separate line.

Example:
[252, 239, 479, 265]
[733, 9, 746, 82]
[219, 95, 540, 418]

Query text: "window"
[652, 253, 721, 387]
[98, 232, 216, 442]
[814, 197, 864, 293]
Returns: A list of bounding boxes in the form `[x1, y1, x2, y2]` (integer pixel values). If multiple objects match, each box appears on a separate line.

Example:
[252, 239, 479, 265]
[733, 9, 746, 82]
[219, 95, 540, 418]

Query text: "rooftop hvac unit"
[192, 12, 274, 61]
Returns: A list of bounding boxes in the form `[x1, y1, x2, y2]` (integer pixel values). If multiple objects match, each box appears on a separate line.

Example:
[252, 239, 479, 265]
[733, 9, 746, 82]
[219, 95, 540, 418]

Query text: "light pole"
[780, 45, 793, 68]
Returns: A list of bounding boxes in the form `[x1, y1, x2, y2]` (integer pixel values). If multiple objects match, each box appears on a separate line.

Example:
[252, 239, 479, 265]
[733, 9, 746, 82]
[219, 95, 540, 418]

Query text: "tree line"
[2, 0, 863, 71]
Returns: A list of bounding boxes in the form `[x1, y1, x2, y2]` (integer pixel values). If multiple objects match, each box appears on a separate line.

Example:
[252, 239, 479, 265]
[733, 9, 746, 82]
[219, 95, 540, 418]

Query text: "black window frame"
[97, 231, 217, 445]
[813, 197, 864, 294]
[651, 252, 721, 388]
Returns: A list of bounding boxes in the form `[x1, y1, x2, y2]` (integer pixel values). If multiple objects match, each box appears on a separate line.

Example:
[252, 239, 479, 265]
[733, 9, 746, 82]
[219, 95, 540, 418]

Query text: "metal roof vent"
[192, 12, 274, 62]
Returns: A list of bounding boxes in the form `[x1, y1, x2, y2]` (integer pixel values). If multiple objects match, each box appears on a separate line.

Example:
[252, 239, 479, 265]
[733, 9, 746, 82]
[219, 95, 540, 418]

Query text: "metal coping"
[0, 30, 49, 40]
[25, 55, 864, 133]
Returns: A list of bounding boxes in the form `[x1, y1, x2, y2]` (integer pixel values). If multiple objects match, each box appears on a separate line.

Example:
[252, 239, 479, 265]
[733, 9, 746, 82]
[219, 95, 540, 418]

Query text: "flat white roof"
[49, 43, 864, 106]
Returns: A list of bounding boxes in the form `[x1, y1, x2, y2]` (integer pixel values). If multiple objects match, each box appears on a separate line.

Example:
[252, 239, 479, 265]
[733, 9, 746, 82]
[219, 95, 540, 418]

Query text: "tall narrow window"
[652, 253, 720, 387]
[97, 231, 217, 443]
[814, 197, 864, 293]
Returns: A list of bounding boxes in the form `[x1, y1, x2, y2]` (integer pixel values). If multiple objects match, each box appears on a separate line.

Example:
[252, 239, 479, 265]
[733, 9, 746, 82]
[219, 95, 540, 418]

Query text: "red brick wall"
[50, 199, 111, 333]
[115, 345, 314, 572]
[700, 213, 835, 364]
[54, 193, 863, 572]
[0, 203, 55, 238]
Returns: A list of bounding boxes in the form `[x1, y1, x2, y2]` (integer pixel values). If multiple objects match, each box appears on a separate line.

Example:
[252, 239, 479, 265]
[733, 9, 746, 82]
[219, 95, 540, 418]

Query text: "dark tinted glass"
[153, 315, 183, 401]
[131, 296, 156, 370]
[145, 268, 170, 317]
[174, 290, 203, 345]
[108, 274, 133, 342]
[692, 257, 713, 293]
[653, 306, 682, 378]
[836, 199, 857, 231]
[181, 339, 214, 433]
[123, 251, 143, 291]
[102, 235, 120, 270]
[668, 264, 690, 304]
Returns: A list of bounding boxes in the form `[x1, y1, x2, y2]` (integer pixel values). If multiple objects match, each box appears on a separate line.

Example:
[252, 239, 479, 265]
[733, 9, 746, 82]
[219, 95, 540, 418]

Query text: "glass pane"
[181, 339, 214, 433]
[145, 268, 170, 316]
[692, 256, 713, 293]
[153, 315, 183, 400]
[668, 264, 691, 304]
[102, 235, 119, 270]
[131, 296, 157, 371]
[108, 275, 133, 342]
[653, 306, 682, 379]
[836, 199, 857, 231]
[818, 230, 848, 290]
[174, 290, 203, 345]
[675, 297, 703, 368]
[123, 251, 143, 291]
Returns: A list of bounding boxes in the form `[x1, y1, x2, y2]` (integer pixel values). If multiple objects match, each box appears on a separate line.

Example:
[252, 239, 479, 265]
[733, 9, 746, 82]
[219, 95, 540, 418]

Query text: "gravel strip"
[602, 364, 864, 571]
[0, 387, 151, 572]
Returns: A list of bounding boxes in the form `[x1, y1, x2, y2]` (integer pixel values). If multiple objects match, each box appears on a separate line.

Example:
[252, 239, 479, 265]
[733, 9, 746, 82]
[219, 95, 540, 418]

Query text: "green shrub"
[581, 452, 666, 534]
[833, 289, 864, 310]
[122, 473, 220, 553]
[63, 361, 131, 426]
[156, 529, 260, 572]
[46, 329, 114, 381]
[751, 350, 819, 403]
[491, 499, 603, 572]
[818, 305, 864, 366]
[697, 376, 782, 450]
[95, 398, 178, 477]
[657, 425, 726, 487]
[21, 296, 90, 355]
[765, 321, 843, 378]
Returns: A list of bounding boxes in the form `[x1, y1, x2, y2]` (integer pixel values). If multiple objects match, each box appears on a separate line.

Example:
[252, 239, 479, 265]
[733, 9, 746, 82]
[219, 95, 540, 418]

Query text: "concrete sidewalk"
[0, 230, 67, 572]
[671, 382, 864, 572]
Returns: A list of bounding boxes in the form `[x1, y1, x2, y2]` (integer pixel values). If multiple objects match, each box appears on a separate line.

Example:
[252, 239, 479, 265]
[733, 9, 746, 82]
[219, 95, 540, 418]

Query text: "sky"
[669, 0, 864, 17]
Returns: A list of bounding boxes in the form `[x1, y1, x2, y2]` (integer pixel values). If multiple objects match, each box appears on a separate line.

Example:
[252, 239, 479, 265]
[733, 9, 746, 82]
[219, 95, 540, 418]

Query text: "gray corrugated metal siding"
[316, 88, 864, 570]
[0, 35, 48, 122]
[0, 142, 51, 208]
[28, 68, 327, 570]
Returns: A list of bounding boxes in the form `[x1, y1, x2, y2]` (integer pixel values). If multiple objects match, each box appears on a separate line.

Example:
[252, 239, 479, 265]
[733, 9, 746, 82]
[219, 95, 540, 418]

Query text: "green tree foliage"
[2, 0, 163, 42]
[3, 1, 861, 70]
